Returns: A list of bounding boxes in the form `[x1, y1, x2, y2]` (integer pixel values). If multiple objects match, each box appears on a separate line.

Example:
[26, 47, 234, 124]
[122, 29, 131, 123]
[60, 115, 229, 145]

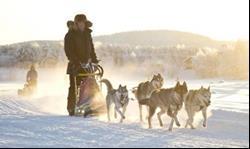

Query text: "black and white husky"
[100, 79, 132, 123]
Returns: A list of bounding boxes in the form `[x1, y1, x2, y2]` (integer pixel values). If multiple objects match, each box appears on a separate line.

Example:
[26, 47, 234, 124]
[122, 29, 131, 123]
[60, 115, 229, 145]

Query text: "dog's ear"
[176, 81, 180, 87]
[208, 86, 210, 91]
[152, 75, 157, 81]
[124, 85, 127, 89]
[183, 81, 188, 90]
[119, 84, 122, 89]
[200, 86, 203, 90]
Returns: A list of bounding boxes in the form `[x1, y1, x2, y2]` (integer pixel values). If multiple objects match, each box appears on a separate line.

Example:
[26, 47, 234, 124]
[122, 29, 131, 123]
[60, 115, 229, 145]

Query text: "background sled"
[17, 82, 37, 97]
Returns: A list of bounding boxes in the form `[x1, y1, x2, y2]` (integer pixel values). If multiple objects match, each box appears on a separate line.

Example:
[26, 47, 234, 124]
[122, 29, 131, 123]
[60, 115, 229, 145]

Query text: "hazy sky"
[0, 0, 249, 45]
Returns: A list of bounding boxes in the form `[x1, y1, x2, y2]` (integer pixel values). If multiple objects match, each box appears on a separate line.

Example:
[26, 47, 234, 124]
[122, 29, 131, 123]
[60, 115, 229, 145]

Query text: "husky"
[184, 86, 211, 129]
[100, 79, 131, 123]
[139, 81, 188, 131]
[132, 73, 164, 122]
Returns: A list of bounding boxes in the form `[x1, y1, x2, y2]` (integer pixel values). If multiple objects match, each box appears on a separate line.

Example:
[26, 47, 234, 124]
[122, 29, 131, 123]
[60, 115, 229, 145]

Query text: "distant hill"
[0, 30, 237, 68]
[1, 30, 232, 48]
[0, 31, 248, 79]
[0, 40, 66, 67]
[94, 30, 227, 48]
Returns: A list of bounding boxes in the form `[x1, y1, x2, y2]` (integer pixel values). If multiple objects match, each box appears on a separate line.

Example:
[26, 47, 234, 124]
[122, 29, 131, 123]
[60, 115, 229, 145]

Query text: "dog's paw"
[203, 123, 207, 127]
[122, 116, 126, 119]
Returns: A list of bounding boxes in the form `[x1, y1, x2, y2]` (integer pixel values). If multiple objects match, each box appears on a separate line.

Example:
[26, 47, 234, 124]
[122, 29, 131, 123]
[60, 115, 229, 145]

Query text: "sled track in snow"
[0, 80, 249, 147]
[0, 94, 249, 147]
[0, 95, 45, 116]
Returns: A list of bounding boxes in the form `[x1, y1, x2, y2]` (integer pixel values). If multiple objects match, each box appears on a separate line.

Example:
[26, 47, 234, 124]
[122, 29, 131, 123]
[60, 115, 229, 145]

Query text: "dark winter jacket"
[64, 28, 98, 75]
[26, 69, 38, 87]
[64, 29, 78, 63]
[73, 29, 98, 64]
[26, 69, 38, 81]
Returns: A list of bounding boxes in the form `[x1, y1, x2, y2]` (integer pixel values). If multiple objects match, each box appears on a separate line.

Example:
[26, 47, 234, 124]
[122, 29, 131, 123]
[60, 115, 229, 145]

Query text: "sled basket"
[74, 63, 104, 117]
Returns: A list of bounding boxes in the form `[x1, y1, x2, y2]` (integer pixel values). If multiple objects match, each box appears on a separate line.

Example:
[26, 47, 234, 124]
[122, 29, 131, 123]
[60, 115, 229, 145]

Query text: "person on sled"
[18, 64, 38, 96]
[26, 64, 38, 89]
[64, 14, 98, 116]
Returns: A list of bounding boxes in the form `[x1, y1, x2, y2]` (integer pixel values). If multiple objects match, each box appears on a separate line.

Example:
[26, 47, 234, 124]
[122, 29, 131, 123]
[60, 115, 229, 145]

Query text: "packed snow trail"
[0, 80, 249, 147]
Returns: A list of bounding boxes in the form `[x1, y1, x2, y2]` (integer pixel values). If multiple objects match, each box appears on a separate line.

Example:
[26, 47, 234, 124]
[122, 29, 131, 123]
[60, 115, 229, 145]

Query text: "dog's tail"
[139, 98, 150, 105]
[100, 79, 113, 93]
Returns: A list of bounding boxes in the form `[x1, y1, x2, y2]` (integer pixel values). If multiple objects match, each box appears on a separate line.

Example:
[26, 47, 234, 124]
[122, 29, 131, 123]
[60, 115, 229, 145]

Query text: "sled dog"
[184, 86, 211, 129]
[132, 73, 164, 121]
[101, 79, 131, 123]
[139, 81, 188, 131]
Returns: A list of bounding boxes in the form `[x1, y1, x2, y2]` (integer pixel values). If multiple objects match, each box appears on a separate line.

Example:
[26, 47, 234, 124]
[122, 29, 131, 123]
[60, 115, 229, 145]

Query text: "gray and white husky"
[100, 79, 131, 123]
[184, 86, 211, 129]
[139, 81, 188, 131]
[132, 73, 164, 122]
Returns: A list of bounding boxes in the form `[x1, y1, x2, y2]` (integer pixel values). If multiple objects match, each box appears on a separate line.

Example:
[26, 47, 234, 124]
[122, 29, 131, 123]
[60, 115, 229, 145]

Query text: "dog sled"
[73, 62, 105, 117]
[18, 81, 37, 96]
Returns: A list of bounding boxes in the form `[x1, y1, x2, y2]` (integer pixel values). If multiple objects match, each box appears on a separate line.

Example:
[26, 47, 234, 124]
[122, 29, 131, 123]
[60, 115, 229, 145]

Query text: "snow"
[0, 76, 249, 147]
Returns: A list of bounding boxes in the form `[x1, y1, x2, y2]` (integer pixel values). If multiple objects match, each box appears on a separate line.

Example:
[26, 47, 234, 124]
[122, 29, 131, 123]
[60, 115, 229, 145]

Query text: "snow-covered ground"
[0, 77, 249, 147]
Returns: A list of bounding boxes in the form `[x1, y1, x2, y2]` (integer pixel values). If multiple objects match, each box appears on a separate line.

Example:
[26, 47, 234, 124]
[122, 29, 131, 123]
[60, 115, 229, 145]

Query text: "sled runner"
[73, 62, 104, 117]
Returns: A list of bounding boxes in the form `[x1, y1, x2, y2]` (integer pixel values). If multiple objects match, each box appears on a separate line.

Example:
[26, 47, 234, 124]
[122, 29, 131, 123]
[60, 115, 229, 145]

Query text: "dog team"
[100, 73, 211, 131]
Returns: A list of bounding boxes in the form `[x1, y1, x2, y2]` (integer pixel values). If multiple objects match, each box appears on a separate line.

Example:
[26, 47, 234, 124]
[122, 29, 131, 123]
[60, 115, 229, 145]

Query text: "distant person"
[64, 14, 98, 116]
[26, 65, 38, 89]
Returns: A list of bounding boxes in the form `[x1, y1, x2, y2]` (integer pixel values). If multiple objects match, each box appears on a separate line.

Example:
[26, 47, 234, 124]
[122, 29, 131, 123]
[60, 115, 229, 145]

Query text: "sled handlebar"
[78, 62, 104, 78]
